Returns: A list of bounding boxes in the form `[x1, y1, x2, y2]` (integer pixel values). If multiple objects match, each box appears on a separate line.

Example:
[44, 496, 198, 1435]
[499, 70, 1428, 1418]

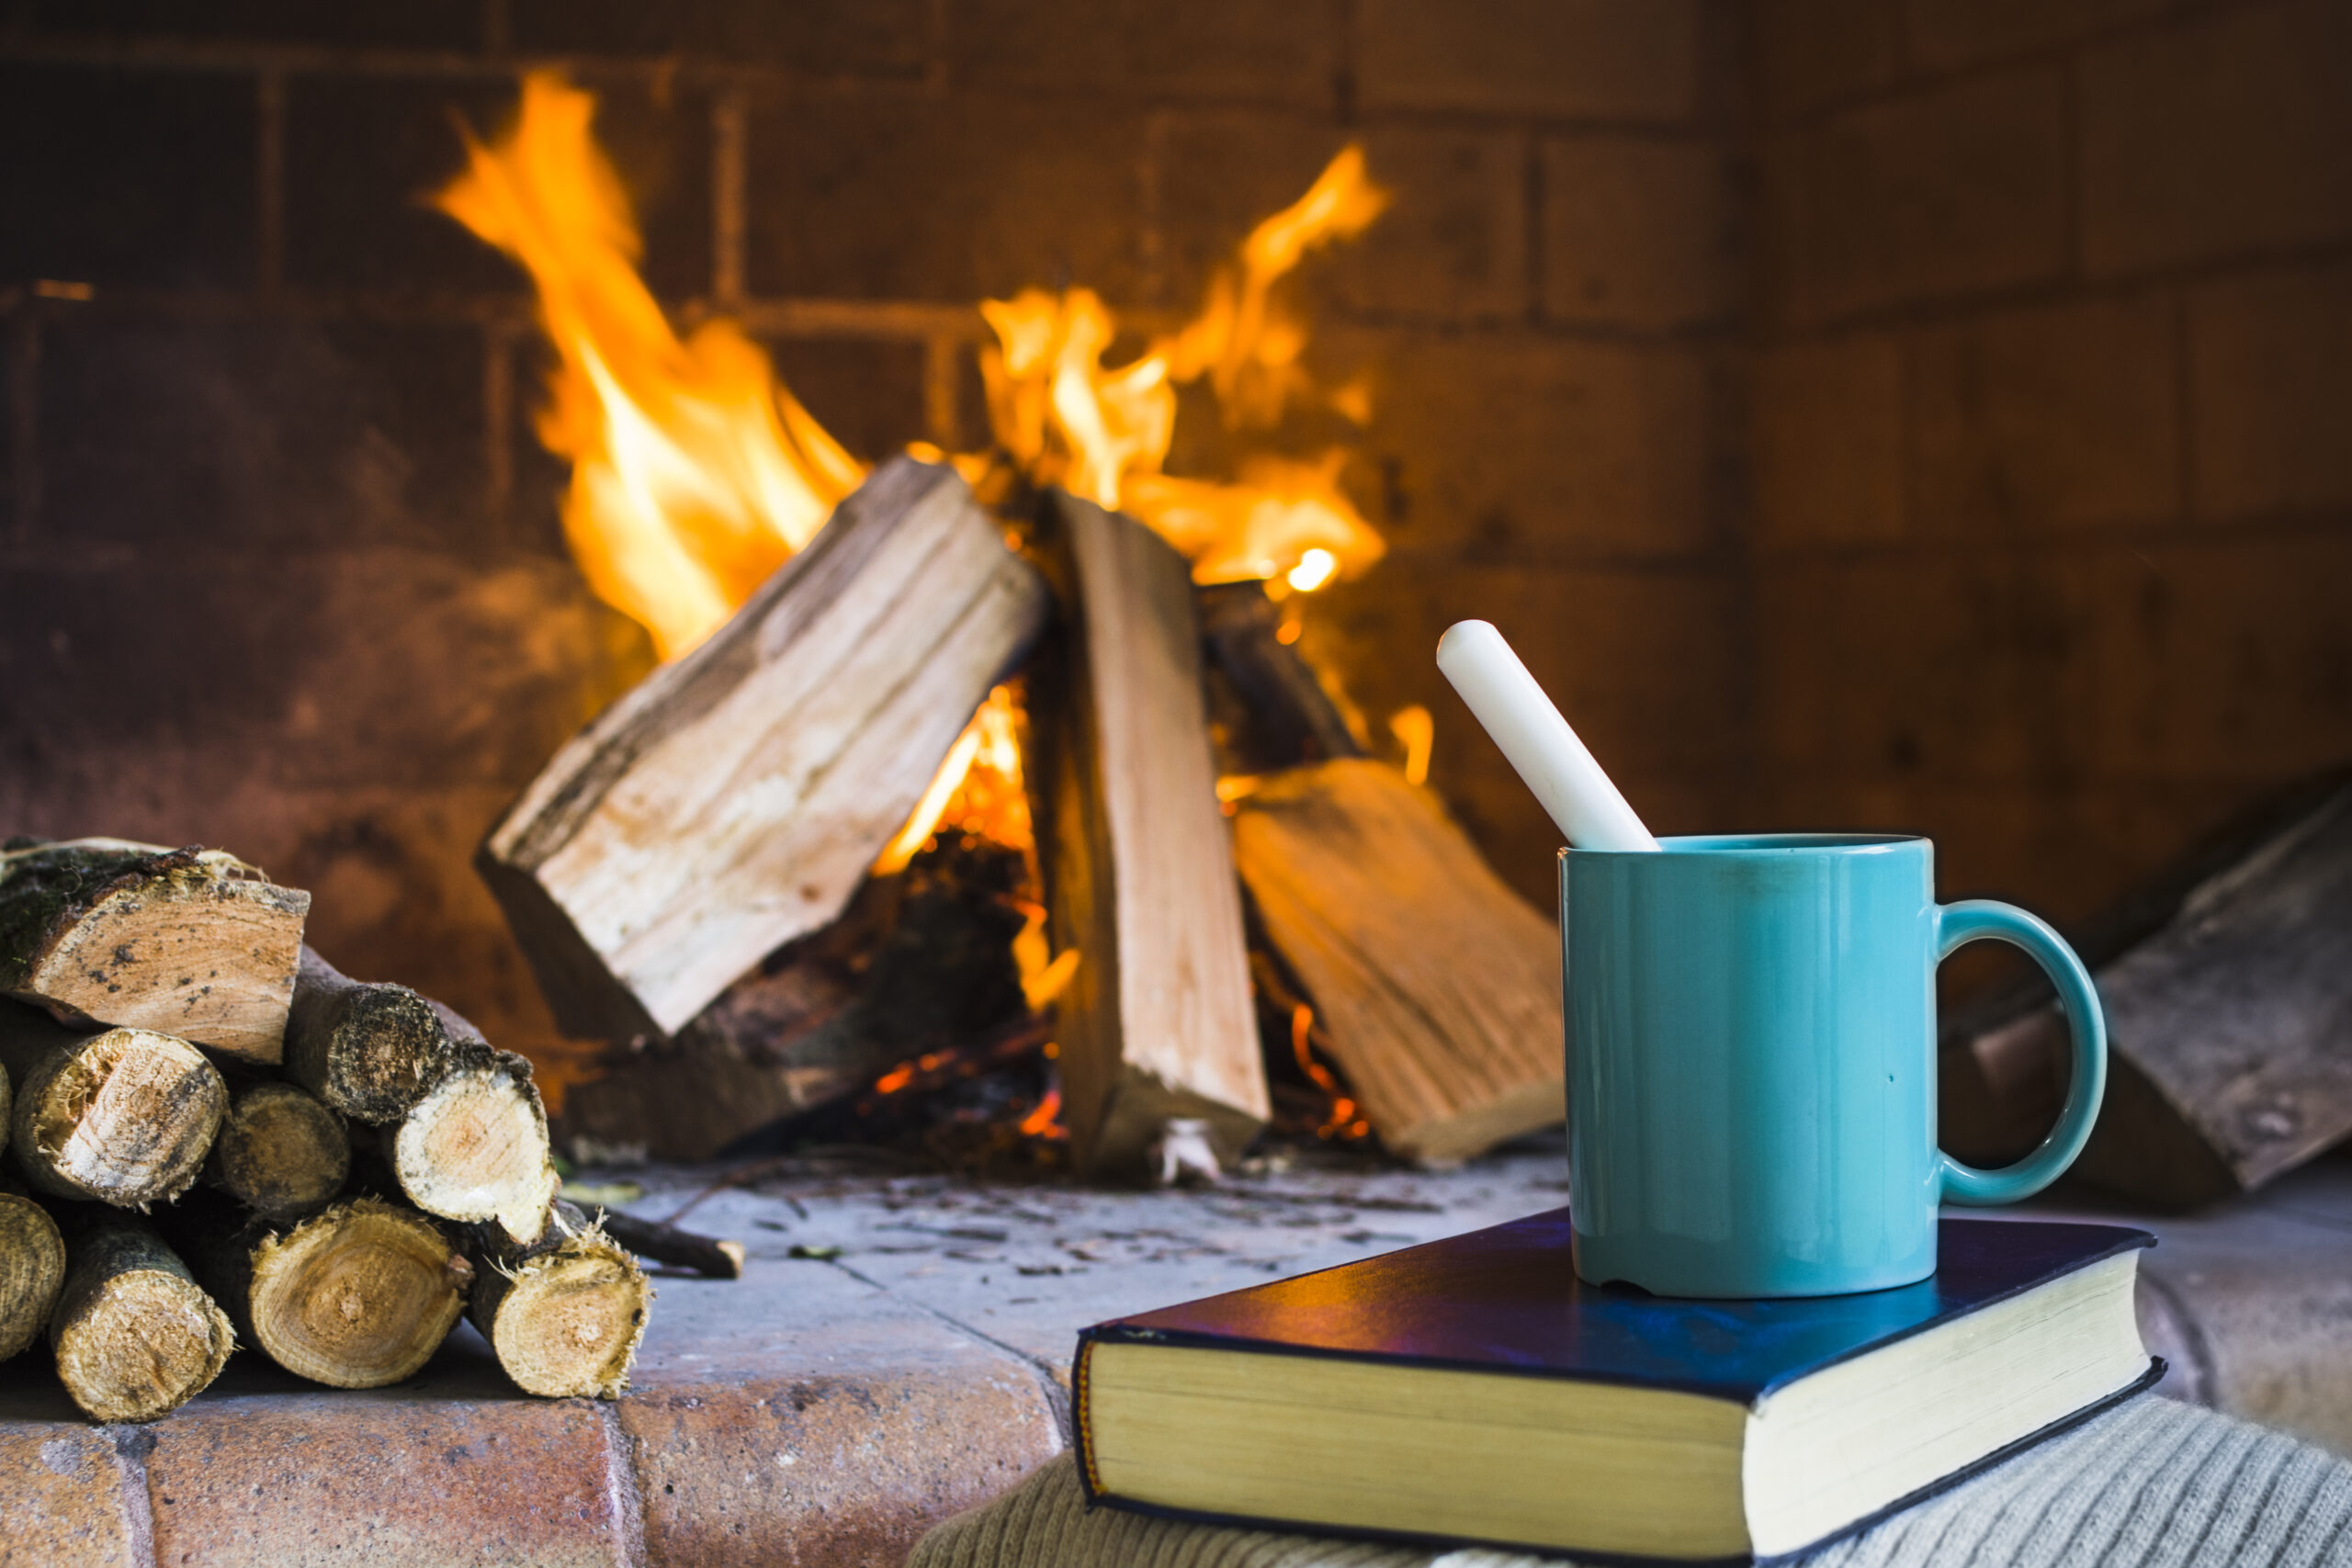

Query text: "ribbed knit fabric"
[908, 1399, 2352, 1568]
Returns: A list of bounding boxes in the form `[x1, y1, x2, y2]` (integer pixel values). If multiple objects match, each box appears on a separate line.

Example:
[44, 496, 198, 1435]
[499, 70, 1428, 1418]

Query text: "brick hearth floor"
[3, 1140, 2347, 1567]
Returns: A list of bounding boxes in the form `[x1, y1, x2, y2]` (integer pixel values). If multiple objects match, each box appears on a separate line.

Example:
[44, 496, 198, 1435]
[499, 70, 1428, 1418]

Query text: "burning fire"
[435, 74, 862, 662]
[974, 146, 1390, 589]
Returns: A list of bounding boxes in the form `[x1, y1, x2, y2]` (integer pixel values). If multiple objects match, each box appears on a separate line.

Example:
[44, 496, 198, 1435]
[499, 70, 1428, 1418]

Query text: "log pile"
[0, 841, 739, 1425]
[506, 460, 1567, 1179]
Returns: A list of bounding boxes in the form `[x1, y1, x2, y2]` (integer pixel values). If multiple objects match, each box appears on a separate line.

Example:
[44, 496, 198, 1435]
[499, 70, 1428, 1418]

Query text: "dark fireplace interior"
[2, 0, 2346, 1107]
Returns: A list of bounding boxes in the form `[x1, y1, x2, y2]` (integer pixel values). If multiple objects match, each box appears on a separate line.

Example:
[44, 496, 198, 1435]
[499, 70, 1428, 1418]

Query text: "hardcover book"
[1074, 1212, 2158, 1564]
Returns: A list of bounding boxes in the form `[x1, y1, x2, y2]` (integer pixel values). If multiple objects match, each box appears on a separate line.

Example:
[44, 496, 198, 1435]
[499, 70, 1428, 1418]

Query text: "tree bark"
[194, 1198, 472, 1389]
[0, 1190, 64, 1360]
[467, 1201, 650, 1398]
[284, 948, 462, 1123]
[0, 840, 309, 1066]
[48, 1213, 232, 1422]
[1231, 760, 1566, 1165]
[597, 1209, 743, 1279]
[1026, 491, 1268, 1177]
[0, 1000, 225, 1208]
[203, 1080, 350, 1224]
[480, 457, 1051, 1041]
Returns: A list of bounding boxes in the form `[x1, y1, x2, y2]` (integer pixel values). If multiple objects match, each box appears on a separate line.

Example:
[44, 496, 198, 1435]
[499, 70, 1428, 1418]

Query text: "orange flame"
[435, 73, 863, 661]
[1291, 1003, 1368, 1141]
[1018, 1087, 1067, 1140]
[978, 148, 1389, 590]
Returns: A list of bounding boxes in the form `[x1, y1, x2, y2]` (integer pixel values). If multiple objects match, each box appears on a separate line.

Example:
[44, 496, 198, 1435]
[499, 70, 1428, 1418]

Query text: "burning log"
[284, 948, 463, 1123]
[375, 1004, 557, 1244]
[596, 1209, 743, 1279]
[480, 457, 1051, 1041]
[0, 1001, 226, 1208]
[203, 1080, 350, 1224]
[0, 1189, 65, 1360]
[465, 1200, 650, 1398]
[1196, 581, 1366, 775]
[49, 1212, 233, 1422]
[192, 1198, 472, 1389]
[1943, 773, 2352, 1208]
[0, 840, 309, 1066]
[1231, 760, 1566, 1165]
[1028, 491, 1267, 1175]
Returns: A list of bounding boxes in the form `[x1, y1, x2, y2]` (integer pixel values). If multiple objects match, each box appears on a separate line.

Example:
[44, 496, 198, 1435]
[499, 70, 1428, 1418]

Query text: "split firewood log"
[49, 1212, 233, 1422]
[596, 1209, 743, 1279]
[480, 457, 1051, 1040]
[1231, 760, 1566, 1165]
[1026, 491, 1268, 1176]
[284, 948, 463, 1123]
[189, 1197, 471, 1389]
[369, 1004, 556, 1245]
[1942, 773, 2352, 1208]
[0, 1188, 65, 1360]
[202, 1080, 350, 1224]
[0, 839, 309, 1066]
[466, 1200, 650, 1398]
[0, 1000, 226, 1208]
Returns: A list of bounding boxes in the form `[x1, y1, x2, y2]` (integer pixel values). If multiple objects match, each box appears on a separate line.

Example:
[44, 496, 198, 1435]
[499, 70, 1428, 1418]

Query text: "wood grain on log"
[285, 948, 461, 1123]
[202, 1199, 471, 1389]
[49, 1213, 233, 1422]
[0, 1001, 226, 1208]
[1943, 776, 2352, 1208]
[203, 1080, 350, 1224]
[1231, 759, 1566, 1165]
[0, 1190, 64, 1360]
[384, 1050, 558, 1245]
[0, 840, 308, 1065]
[1027, 491, 1267, 1174]
[480, 457, 1050, 1039]
[467, 1201, 649, 1398]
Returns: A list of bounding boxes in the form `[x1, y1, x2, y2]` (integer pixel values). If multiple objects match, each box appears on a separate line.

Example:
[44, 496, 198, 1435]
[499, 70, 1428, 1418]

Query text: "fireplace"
[2, 0, 2347, 1145]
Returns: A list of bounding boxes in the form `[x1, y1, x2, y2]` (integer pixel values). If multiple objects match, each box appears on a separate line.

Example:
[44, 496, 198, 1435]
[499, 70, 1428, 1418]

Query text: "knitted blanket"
[910, 1398, 2352, 1568]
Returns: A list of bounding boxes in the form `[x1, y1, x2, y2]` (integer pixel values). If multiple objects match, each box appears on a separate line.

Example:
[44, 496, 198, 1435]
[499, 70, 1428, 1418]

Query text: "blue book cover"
[1075, 1211, 2158, 1563]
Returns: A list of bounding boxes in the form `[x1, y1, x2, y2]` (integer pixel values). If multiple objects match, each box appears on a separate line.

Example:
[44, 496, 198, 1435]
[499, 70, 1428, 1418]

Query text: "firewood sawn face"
[0, 1000, 227, 1209]
[1232, 760, 1566, 1166]
[0, 1190, 64, 1361]
[479, 457, 1050, 1041]
[1027, 491, 1268, 1176]
[283, 947, 463, 1124]
[48, 1212, 233, 1423]
[203, 1079, 351, 1224]
[465, 1199, 650, 1399]
[0, 840, 310, 1066]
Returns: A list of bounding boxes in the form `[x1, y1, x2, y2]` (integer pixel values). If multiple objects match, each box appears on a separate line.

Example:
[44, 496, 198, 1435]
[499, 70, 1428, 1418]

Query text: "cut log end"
[206, 1081, 350, 1224]
[286, 950, 460, 1123]
[0, 1191, 65, 1360]
[243, 1199, 471, 1389]
[0, 841, 309, 1066]
[474, 1226, 650, 1399]
[8, 1021, 227, 1208]
[392, 1056, 559, 1244]
[50, 1217, 233, 1423]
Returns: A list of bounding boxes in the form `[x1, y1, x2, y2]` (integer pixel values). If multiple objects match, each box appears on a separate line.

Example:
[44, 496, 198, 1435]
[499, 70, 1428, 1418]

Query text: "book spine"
[1070, 1334, 1106, 1500]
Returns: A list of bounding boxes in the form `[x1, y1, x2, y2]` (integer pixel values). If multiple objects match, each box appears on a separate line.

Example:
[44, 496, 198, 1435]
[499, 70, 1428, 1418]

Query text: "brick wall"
[1751, 0, 2352, 932]
[0, 2, 1746, 1061]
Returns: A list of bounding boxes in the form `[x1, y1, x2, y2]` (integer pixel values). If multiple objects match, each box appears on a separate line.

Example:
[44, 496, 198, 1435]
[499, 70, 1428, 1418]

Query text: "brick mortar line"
[1749, 509, 2352, 568]
[818, 1257, 1075, 1447]
[107, 1427, 159, 1568]
[1754, 0, 2267, 134]
[1758, 241, 2352, 342]
[591, 1399, 651, 1568]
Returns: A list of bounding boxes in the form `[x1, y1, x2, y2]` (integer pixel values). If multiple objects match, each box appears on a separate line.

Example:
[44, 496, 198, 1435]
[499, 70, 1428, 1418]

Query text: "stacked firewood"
[0, 839, 729, 1424]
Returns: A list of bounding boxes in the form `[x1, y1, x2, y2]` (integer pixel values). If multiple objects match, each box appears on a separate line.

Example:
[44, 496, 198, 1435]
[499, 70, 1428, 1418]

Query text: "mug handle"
[1933, 900, 2108, 1206]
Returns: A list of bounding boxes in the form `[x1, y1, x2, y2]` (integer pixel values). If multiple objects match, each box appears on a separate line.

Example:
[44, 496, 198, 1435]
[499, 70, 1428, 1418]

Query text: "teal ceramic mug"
[1560, 834, 2106, 1299]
